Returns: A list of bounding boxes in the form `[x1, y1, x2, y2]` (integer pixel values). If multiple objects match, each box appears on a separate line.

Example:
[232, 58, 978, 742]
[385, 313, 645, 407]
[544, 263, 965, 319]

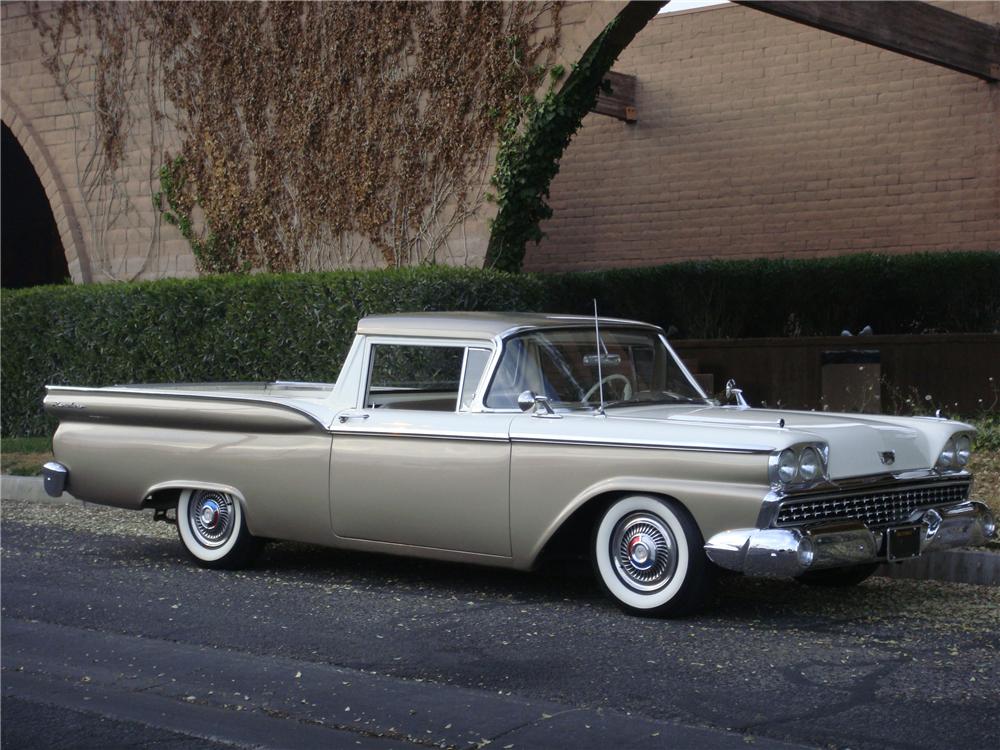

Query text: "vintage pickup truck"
[43, 312, 995, 616]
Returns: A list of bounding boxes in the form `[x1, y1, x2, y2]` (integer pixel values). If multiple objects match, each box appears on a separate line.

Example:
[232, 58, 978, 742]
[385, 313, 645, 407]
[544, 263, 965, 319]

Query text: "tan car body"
[44, 312, 988, 576]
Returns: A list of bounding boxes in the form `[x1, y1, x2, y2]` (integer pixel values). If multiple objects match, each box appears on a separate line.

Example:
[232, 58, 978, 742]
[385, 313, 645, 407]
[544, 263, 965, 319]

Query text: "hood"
[603, 404, 968, 479]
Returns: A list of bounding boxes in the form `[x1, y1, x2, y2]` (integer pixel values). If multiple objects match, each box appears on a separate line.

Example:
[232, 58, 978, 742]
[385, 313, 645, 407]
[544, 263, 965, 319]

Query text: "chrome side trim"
[329, 431, 767, 452]
[331, 430, 509, 443]
[511, 437, 771, 454]
[270, 381, 337, 390]
[331, 532, 513, 562]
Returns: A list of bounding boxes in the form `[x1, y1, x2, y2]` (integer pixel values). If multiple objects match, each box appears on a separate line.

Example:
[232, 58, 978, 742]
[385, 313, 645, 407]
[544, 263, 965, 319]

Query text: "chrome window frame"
[476, 324, 710, 414]
[358, 336, 497, 414]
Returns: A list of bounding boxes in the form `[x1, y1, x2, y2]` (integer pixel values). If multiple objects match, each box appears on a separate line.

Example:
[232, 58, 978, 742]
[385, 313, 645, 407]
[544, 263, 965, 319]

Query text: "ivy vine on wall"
[30, 1, 562, 274]
[485, 2, 663, 272]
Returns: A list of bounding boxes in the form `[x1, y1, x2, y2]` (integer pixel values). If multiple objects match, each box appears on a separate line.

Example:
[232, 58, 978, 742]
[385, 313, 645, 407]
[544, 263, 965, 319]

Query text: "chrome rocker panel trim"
[705, 500, 996, 578]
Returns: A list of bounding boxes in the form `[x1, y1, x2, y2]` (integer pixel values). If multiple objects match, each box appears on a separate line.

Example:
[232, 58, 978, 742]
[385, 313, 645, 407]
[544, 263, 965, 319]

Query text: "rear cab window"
[364, 341, 493, 412]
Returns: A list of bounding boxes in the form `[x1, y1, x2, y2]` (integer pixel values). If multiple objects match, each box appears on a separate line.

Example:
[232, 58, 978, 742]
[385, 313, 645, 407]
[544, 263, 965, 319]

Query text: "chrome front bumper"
[705, 500, 997, 578]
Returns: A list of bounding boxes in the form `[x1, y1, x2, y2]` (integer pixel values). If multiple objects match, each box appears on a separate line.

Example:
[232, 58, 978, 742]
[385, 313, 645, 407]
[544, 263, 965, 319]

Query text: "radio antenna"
[593, 299, 605, 416]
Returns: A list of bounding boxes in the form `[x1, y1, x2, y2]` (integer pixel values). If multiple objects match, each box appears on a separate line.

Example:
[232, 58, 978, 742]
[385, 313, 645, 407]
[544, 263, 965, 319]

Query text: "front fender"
[514, 473, 768, 568]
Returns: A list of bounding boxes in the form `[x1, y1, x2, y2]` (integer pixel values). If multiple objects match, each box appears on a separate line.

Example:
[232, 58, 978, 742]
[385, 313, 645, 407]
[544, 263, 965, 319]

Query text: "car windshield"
[483, 327, 707, 410]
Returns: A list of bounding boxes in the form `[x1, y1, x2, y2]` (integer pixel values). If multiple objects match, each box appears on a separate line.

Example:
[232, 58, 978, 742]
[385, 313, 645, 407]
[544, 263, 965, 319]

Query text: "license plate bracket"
[887, 525, 922, 560]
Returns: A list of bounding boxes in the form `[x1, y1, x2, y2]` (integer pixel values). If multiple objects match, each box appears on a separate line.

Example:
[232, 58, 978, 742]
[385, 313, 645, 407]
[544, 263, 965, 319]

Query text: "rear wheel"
[795, 563, 879, 587]
[592, 495, 712, 617]
[177, 488, 263, 569]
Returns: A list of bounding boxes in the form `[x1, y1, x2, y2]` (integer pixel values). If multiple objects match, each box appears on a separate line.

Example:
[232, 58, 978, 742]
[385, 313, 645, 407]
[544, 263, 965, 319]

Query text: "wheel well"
[536, 490, 687, 566]
[143, 487, 181, 510]
[142, 484, 248, 513]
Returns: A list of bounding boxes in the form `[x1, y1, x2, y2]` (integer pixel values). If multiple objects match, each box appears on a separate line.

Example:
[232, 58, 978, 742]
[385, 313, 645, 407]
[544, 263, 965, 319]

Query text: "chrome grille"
[776, 481, 970, 529]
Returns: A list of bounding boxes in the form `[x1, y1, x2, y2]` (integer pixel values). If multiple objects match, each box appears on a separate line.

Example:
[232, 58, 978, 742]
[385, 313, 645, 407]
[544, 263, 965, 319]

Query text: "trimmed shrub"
[1, 267, 543, 436]
[3, 252, 997, 436]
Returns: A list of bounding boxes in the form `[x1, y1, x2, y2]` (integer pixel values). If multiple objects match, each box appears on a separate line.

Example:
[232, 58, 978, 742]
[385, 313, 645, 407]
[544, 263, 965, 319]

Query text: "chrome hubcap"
[188, 491, 235, 548]
[611, 513, 677, 592]
[200, 503, 220, 528]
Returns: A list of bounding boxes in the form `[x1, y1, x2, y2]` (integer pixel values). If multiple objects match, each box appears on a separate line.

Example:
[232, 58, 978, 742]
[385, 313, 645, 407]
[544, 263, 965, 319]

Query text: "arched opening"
[1, 121, 70, 288]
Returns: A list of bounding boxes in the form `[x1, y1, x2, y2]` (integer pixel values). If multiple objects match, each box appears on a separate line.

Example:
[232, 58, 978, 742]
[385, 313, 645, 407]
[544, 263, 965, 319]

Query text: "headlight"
[798, 446, 821, 481]
[955, 434, 971, 467]
[777, 449, 798, 483]
[937, 438, 956, 469]
[771, 444, 828, 486]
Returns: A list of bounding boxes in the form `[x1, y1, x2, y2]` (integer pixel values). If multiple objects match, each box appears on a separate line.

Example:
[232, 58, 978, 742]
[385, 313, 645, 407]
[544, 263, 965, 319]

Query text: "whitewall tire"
[177, 488, 263, 569]
[592, 495, 712, 617]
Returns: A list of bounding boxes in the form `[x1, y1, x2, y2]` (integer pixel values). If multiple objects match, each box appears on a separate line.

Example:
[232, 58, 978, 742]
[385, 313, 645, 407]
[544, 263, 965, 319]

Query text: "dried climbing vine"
[30, 2, 169, 280]
[30, 1, 561, 274]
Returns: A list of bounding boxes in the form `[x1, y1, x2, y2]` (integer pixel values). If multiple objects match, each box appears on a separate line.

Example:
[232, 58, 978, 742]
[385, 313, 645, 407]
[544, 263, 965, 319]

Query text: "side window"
[460, 348, 492, 410]
[366, 344, 465, 411]
[484, 337, 527, 409]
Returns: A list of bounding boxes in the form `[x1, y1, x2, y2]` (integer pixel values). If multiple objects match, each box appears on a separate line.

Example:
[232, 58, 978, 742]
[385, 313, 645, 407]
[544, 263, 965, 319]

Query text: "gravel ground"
[3, 498, 1000, 750]
[5, 498, 999, 632]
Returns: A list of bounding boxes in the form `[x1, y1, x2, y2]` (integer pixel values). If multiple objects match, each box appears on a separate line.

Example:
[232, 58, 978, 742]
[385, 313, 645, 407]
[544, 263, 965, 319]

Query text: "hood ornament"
[879, 450, 896, 466]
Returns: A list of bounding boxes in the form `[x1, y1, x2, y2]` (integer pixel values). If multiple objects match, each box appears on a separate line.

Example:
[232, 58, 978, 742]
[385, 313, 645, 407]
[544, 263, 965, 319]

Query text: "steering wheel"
[583, 374, 633, 403]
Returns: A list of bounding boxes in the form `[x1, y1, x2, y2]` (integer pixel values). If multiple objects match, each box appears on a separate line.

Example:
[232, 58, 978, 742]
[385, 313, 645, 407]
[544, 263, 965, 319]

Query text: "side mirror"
[725, 379, 750, 409]
[517, 390, 537, 412]
[517, 390, 558, 417]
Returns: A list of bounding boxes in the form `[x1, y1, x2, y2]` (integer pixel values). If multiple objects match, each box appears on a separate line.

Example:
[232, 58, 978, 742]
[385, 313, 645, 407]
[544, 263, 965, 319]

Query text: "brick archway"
[1, 92, 91, 283]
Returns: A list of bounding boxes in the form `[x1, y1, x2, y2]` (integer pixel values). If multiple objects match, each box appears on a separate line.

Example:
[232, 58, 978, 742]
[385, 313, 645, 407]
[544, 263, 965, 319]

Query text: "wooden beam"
[734, 1, 1000, 82]
[592, 71, 638, 123]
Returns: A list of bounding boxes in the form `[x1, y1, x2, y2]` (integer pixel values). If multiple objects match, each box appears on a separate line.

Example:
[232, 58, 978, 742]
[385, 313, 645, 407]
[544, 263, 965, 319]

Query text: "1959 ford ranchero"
[43, 312, 995, 616]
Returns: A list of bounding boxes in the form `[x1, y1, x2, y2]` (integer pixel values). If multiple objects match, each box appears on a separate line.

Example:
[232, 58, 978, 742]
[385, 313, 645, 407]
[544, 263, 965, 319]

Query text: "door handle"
[337, 411, 371, 424]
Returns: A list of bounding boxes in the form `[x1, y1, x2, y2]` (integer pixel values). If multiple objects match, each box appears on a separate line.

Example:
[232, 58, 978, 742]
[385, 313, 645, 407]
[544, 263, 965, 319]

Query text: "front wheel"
[592, 495, 712, 617]
[177, 488, 263, 569]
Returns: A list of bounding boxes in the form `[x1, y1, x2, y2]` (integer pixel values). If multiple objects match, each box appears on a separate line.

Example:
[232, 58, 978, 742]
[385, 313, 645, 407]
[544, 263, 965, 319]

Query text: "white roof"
[356, 312, 659, 340]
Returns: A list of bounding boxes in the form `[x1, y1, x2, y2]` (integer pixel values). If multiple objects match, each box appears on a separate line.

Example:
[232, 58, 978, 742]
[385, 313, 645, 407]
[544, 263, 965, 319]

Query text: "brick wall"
[0, 1, 196, 282]
[526, 1, 1000, 271]
[1, 1, 627, 283]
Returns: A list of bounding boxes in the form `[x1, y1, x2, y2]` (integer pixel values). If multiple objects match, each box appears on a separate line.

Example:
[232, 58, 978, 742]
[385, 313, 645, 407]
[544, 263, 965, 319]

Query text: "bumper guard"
[42, 461, 68, 498]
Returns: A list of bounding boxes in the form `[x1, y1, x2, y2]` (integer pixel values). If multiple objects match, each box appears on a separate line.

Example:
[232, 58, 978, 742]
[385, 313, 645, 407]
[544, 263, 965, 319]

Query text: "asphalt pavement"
[3, 498, 999, 750]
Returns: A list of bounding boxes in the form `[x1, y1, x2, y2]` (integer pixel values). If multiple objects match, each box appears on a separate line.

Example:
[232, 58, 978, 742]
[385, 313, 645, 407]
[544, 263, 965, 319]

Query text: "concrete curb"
[877, 547, 1000, 586]
[1, 474, 67, 503]
[3, 475, 998, 586]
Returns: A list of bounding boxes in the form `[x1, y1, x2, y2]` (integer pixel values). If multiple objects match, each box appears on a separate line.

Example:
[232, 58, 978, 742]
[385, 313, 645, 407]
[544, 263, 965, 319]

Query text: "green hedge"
[3, 252, 997, 436]
[1, 268, 543, 437]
